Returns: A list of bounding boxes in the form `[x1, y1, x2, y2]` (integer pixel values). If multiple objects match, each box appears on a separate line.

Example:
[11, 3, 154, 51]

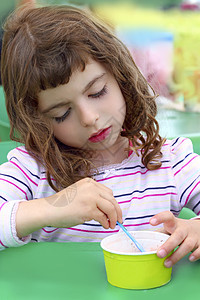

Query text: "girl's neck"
[91, 136, 129, 169]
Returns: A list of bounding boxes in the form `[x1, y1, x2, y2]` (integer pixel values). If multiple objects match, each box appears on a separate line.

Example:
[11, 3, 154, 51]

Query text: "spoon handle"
[117, 222, 145, 252]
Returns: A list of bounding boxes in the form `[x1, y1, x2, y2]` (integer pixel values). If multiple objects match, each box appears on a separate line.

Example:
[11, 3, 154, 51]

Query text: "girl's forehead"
[70, 59, 106, 80]
[38, 59, 108, 107]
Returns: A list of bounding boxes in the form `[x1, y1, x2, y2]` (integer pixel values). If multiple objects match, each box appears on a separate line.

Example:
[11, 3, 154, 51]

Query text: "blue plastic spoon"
[117, 221, 145, 252]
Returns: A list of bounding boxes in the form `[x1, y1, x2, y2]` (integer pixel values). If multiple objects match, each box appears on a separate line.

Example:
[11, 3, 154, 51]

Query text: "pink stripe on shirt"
[118, 192, 177, 205]
[43, 226, 119, 234]
[174, 155, 198, 176]
[184, 181, 200, 206]
[16, 147, 29, 155]
[10, 161, 38, 186]
[0, 202, 6, 211]
[40, 178, 56, 182]
[0, 239, 7, 248]
[97, 166, 171, 182]
[0, 178, 28, 200]
[42, 227, 59, 233]
[68, 227, 119, 234]
[171, 138, 187, 152]
[125, 222, 149, 227]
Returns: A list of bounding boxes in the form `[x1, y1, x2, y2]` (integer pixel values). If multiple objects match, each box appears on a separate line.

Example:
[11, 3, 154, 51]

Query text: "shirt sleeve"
[0, 200, 31, 250]
[169, 137, 200, 215]
[0, 146, 41, 250]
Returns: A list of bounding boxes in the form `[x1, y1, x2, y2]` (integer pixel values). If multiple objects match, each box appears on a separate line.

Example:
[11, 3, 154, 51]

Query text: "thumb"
[150, 211, 177, 234]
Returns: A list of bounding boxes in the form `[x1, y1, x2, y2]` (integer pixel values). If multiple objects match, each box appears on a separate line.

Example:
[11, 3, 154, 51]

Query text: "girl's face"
[38, 59, 126, 157]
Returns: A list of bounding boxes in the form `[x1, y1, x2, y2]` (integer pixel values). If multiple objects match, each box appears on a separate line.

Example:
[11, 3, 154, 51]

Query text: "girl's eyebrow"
[42, 101, 68, 114]
[82, 72, 106, 93]
[41, 72, 106, 114]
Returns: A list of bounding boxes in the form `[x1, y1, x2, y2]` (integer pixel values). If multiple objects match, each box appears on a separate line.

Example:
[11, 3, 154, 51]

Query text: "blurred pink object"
[117, 29, 174, 97]
[180, 0, 200, 10]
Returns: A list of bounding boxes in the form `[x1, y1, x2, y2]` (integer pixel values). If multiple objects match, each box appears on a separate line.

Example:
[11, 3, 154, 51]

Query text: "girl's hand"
[46, 177, 123, 229]
[150, 211, 200, 268]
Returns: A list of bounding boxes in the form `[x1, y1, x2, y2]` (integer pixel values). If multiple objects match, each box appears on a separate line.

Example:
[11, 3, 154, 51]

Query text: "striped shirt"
[0, 137, 200, 250]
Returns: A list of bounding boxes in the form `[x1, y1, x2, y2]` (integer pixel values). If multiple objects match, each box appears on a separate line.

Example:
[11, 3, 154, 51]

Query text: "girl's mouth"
[89, 126, 112, 143]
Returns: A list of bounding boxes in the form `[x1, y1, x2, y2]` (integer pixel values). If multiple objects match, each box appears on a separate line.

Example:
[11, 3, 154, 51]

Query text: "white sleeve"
[0, 146, 41, 250]
[0, 200, 31, 250]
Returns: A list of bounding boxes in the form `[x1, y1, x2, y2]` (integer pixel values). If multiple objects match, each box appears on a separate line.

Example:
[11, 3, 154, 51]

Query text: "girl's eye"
[54, 108, 71, 124]
[89, 85, 108, 99]
[53, 85, 107, 124]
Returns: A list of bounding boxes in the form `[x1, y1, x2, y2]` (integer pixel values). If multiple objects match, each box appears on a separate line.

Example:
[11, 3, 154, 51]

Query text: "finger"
[99, 191, 122, 223]
[107, 198, 122, 224]
[93, 210, 110, 229]
[163, 237, 196, 267]
[154, 227, 168, 234]
[99, 190, 115, 202]
[95, 181, 122, 223]
[97, 199, 118, 229]
[150, 211, 177, 233]
[84, 178, 113, 195]
[115, 203, 123, 223]
[95, 181, 114, 194]
[189, 246, 200, 262]
[157, 229, 186, 259]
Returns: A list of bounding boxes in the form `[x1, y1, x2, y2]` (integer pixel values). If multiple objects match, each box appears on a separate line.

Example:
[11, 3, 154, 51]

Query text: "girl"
[1, 5, 200, 269]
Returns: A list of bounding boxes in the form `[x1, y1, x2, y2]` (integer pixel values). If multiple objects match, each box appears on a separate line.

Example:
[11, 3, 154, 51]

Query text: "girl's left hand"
[150, 211, 200, 268]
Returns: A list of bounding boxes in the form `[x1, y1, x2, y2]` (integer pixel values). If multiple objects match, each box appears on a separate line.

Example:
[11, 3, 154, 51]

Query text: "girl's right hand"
[45, 177, 123, 229]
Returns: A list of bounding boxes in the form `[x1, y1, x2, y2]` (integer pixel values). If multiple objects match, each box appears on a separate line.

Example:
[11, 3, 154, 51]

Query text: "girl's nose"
[77, 104, 99, 127]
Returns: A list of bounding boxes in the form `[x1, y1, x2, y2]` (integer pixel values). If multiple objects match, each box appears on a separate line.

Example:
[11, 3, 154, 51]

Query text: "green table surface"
[0, 242, 199, 300]
[157, 109, 200, 137]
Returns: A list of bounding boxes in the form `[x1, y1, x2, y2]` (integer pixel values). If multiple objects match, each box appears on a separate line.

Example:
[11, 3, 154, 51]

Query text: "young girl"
[1, 5, 200, 268]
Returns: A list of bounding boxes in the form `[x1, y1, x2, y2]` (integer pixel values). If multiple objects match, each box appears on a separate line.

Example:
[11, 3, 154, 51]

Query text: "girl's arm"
[16, 177, 123, 238]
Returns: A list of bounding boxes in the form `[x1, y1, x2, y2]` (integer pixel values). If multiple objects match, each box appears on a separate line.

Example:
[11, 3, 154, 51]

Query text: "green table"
[157, 109, 200, 137]
[0, 242, 199, 300]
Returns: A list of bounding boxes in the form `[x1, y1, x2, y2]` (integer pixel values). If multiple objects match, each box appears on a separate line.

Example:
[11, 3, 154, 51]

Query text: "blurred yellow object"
[95, 4, 200, 111]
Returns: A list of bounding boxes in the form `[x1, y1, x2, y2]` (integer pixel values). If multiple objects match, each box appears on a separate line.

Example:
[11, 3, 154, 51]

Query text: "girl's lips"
[89, 126, 112, 143]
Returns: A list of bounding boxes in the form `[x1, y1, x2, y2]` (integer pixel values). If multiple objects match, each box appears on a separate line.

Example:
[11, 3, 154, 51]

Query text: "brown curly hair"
[1, 5, 165, 192]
